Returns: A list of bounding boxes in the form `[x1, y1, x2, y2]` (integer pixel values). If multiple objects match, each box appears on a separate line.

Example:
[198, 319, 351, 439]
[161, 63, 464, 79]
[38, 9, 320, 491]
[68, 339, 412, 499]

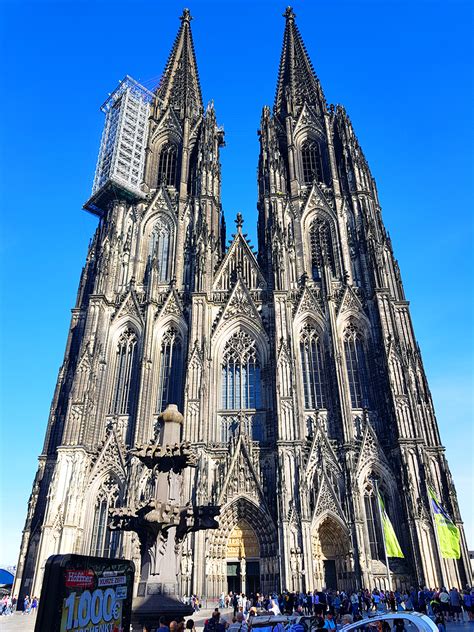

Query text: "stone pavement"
[0, 608, 473, 632]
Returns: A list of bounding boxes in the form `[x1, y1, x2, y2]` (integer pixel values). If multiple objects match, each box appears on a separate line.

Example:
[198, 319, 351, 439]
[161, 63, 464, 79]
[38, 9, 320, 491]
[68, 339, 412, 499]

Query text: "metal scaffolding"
[91, 75, 155, 199]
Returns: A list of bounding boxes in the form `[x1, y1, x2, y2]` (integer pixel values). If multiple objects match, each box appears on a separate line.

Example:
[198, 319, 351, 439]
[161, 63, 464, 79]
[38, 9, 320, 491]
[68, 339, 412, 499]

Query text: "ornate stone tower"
[14, 7, 471, 603]
[253, 6, 471, 592]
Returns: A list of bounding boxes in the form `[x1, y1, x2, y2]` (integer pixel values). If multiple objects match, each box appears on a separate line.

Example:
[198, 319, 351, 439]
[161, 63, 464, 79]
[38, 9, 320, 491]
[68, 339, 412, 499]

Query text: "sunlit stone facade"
[14, 8, 471, 602]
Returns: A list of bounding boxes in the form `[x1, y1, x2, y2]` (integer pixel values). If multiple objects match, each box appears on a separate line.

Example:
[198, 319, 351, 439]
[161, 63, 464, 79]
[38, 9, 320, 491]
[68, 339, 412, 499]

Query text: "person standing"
[232, 593, 239, 617]
[462, 589, 473, 622]
[449, 587, 462, 623]
[350, 592, 359, 617]
[439, 588, 450, 621]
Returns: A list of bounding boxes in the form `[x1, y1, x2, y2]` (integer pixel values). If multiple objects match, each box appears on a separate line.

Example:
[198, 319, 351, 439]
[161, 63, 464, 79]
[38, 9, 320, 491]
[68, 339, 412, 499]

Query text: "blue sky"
[0, 0, 473, 567]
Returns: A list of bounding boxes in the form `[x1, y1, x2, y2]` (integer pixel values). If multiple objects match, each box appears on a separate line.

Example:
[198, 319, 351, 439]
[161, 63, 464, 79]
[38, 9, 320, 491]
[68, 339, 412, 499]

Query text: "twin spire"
[155, 8, 203, 120]
[274, 7, 326, 116]
[157, 7, 324, 121]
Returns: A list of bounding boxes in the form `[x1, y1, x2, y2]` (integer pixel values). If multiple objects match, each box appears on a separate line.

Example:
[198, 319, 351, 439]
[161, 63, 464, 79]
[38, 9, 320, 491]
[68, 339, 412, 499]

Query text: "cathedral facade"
[14, 8, 471, 601]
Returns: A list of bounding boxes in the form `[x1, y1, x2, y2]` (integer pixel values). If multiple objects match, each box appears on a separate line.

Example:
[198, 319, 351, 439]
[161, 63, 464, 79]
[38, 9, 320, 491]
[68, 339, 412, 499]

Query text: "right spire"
[274, 7, 326, 116]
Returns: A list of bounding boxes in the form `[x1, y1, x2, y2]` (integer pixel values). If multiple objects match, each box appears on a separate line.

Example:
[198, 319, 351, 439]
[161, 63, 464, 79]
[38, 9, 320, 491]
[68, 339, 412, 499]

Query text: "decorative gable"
[89, 426, 127, 486]
[146, 185, 176, 219]
[218, 436, 265, 505]
[152, 106, 183, 141]
[213, 230, 266, 292]
[305, 421, 341, 480]
[356, 418, 391, 476]
[212, 278, 263, 337]
[337, 285, 363, 316]
[156, 287, 184, 320]
[294, 285, 324, 319]
[314, 472, 345, 521]
[294, 102, 324, 136]
[302, 180, 334, 217]
[112, 289, 144, 326]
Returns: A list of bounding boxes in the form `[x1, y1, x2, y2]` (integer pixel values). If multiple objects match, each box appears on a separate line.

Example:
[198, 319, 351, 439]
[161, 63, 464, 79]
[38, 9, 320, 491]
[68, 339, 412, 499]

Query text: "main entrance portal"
[226, 521, 260, 595]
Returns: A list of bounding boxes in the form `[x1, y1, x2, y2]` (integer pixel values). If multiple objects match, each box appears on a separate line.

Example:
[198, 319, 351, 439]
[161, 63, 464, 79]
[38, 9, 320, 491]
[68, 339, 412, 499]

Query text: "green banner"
[378, 493, 404, 558]
[428, 487, 461, 559]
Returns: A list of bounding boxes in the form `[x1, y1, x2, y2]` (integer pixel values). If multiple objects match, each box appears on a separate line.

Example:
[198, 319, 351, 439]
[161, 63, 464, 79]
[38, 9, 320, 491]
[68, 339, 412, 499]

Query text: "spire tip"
[283, 6, 295, 21]
[180, 8, 192, 23]
[235, 213, 244, 231]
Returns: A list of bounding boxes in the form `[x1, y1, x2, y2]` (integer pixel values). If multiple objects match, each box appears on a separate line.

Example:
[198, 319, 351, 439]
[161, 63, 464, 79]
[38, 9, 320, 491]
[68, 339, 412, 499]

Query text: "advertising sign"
[35, 554, 135, 632]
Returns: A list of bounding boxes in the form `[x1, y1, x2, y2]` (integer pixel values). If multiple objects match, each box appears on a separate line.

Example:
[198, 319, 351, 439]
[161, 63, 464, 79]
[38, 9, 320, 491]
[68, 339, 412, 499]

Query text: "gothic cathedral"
[15, 8, 471, 601]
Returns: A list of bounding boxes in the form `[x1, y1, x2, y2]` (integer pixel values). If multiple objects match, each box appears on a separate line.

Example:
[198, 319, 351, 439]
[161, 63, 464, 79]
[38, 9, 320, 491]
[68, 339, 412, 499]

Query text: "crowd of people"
[0, 594, 38, 616]
[180, 585, 474, 632]
[214, 586, 474, 619]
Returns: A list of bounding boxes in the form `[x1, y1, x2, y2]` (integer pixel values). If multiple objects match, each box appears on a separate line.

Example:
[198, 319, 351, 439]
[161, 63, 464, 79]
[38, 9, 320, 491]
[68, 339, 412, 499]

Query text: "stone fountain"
[110, 404, 219, 631]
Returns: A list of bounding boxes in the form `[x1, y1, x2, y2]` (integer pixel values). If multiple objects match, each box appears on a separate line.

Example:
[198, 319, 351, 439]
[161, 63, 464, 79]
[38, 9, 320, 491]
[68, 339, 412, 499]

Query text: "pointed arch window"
[157, 142, 178, 187]
[221, 331, 261, 410]
[310, 217, 337, 279]
[302, 139, 324, 185]
[90, 475, 121, 558]
[157, 327, 183, 412]
[343, 324, 370, 408]
[110, 328, 138, 415]
[300, 324, 326, 409]
[149, 219, 172, 282]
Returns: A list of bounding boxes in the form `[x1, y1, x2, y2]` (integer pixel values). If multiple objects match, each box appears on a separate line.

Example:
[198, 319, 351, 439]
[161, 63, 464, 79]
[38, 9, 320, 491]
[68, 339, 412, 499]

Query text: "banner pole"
[373, 478, 392, 592]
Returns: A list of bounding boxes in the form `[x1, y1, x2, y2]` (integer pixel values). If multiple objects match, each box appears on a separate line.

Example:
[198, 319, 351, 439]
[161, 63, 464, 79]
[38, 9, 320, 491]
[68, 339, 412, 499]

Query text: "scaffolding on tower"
[84, 75, 155, 216]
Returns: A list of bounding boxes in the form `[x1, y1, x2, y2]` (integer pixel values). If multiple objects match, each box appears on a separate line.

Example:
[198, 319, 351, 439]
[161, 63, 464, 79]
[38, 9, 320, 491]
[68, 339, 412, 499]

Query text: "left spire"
[155, 8, 203, 121]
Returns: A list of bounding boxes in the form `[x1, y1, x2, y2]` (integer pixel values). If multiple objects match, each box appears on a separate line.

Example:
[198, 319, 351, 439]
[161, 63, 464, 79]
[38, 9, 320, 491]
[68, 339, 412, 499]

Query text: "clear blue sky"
[0, 0, 473, 566]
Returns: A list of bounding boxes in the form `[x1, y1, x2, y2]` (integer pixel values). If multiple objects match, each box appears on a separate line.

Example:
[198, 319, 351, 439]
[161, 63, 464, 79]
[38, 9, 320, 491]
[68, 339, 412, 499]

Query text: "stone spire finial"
[180, 8, 192, 23]
[235, 213, 244, 231]
[283, 6, 296, 21]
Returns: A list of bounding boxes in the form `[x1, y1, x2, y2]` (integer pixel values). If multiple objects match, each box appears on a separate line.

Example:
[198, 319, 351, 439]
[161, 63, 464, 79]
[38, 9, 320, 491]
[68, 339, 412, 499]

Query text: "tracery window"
[109, 328, 138, 415]
[343, 324, 370, 408]
[310, 217, 337, 279]
[363, 482, 385, 561]
[90, 476, 121, 558]
[149, 219, 172, 282]
[302, 139, 324, 184]
[300, 324, 326, 409]
[157, 142, 178, 187]
[157, 328, 183, 412]
[221, 331, 261, 410]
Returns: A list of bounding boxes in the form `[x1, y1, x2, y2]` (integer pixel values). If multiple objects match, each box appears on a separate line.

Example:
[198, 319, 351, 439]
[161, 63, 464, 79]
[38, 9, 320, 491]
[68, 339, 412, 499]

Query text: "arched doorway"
[206, 496, 279, 598]
[226, 520, 260, 595]
[312, 514, 353, 592]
